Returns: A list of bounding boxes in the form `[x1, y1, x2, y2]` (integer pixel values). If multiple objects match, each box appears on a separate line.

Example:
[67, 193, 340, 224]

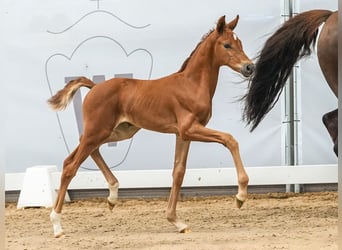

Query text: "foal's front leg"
[166, 136, 191, 233]
[182, 123, 249, 208]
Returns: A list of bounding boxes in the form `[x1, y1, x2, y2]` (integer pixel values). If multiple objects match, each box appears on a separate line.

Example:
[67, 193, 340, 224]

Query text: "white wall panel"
[2, 0, 336, 175]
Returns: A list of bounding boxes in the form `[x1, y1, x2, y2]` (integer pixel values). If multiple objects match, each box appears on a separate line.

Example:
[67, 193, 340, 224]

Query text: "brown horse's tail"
[48, 77, 95, 111]
[242, 9, 332, 131]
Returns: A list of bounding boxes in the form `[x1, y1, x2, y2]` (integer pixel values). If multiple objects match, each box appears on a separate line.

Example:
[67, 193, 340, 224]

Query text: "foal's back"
[81, 74, 193, 134]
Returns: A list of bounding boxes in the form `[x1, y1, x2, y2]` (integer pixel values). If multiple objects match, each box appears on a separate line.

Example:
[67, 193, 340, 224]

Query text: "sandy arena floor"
[5, 191, 337, 250]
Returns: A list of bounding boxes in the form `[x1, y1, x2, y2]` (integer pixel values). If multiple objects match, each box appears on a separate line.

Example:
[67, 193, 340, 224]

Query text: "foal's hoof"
[235, 196, 245, 209]
[54, 231, 65, 238]
[180, 227, 192, 234]
[107, 200, 116, 211]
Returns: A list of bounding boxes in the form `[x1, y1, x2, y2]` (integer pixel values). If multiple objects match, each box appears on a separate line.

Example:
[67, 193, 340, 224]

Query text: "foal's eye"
[223, 43, 231, 49]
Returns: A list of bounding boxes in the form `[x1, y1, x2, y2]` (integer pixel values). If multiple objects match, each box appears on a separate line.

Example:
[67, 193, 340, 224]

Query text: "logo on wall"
[45, 0, 154, 170]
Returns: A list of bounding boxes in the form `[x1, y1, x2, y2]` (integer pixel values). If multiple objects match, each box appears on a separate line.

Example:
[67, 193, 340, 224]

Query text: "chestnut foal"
[48, 15, 254, 237]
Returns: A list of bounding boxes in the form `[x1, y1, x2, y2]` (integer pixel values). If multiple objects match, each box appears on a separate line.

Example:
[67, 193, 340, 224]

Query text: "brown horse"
[48, 15, 254, 237]
[242, 9, 338, 156]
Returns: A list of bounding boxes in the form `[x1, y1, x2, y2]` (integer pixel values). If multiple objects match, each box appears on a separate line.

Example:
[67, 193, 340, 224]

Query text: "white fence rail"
[5, 164, 337, 191]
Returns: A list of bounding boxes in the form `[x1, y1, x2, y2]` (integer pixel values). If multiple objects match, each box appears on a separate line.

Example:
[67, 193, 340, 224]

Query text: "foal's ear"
[227, 15, 239, 31]
[216, 15, 226, 34]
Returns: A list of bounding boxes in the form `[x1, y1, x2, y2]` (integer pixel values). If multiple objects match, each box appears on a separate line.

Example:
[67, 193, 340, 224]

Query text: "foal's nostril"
[242, 63, 255, 76]
[247, 64, 255, 72]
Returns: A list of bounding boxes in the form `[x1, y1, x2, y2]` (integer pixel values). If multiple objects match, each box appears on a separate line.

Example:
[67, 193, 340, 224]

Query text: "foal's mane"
[178, 29, 215, 73]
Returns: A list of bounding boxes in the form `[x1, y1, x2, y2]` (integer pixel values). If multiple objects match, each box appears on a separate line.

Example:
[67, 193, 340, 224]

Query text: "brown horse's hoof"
[235, 196, 245, 209]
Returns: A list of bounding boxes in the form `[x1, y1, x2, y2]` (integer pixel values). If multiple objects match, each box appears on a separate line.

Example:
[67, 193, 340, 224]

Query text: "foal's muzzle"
[241, 63, 255, 77]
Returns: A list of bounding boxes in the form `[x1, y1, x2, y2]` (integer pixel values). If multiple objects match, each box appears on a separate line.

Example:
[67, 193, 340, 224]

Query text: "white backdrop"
[1, 0, 337, 174]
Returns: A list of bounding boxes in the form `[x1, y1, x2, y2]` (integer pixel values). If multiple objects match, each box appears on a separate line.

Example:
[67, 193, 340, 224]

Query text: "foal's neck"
[181, 39, 220, 97]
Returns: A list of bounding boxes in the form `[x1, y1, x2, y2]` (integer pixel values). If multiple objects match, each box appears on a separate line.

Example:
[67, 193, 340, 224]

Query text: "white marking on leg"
[107, 182, 119, 207]
[174, 220, 190, 233]
[50, 210, 64, 238]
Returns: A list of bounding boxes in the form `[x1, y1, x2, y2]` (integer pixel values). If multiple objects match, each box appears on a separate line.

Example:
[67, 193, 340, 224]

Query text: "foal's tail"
[242, 9, 333, 131]
[48, 77, 95, 111]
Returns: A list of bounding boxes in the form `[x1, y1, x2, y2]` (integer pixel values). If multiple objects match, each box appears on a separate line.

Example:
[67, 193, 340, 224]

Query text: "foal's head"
[213, 15, 254, 77]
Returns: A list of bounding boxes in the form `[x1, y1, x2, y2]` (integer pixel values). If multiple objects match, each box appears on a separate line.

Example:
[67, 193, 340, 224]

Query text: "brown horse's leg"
[166, 135, 191, 233]
[91, 148, 119, 210]
[182, 123, 249, 207]
[322, 109, 338, 156]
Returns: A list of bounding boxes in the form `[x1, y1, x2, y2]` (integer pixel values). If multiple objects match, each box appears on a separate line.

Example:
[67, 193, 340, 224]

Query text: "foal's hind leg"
[92, 123, 140, 210]
[50, 146, 79, 237]
[50, 133, 109, 237]
[166, 135, 191, 233]
[322, 109, 338, 156]
[91, 148, 119, 210]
